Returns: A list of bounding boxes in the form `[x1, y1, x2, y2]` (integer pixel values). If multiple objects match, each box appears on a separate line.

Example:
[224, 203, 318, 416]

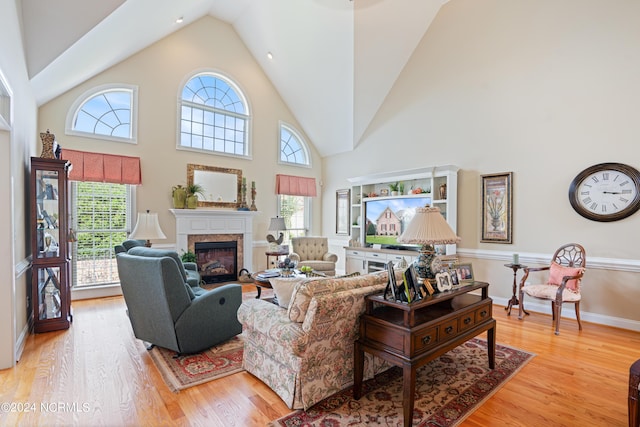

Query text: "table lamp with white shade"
[397, 206, 460, 281]
[129, 210, 166, 247]
[266, 216, 286, 249]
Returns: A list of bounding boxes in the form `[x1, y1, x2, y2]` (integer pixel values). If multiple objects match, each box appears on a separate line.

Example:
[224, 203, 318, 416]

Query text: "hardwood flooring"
[0, 293, 637, 426]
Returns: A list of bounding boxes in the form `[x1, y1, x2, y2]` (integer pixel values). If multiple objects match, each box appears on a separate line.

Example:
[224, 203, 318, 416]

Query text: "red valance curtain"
[61, 149, 141, 185]
[276, 174, 317, 197]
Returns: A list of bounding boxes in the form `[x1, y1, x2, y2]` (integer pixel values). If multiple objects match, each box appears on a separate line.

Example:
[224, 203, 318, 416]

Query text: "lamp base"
[413, 244, 435, 281]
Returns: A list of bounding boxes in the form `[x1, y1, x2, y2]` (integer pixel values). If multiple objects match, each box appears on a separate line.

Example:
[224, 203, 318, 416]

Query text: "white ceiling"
[21, 0, 448, 157]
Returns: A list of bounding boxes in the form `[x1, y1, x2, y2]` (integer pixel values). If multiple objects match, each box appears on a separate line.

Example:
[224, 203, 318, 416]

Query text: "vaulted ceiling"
[21, 0, 448, 157]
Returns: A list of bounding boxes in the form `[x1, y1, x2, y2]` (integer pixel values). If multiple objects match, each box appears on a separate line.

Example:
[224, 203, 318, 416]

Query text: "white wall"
[323, 0, 640, 326]
[0, 0, 39, 369]
[38, 16, 324, 273]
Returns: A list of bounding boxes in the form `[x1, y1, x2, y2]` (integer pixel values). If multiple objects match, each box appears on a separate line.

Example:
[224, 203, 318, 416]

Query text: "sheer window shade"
[275, 174, 317, 197]
[62, 149, 141, 185]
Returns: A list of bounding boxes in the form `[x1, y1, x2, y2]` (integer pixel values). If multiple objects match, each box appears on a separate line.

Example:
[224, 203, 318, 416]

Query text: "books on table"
[256, 269, 281, 280]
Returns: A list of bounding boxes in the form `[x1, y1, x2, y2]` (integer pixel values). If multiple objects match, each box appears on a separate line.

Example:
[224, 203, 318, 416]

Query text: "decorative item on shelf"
[512, 253, 519, 265]
[398, 182, 405, 195]
[237, 177, 249, 210]
[266, 216, 286, 250]
[172, 185, 187, 209]
[397, 206, 460, 285]
[250, 181, 257, 211]
[129, 210, 166, 247]
[389, 182, 399, 196]
[439, 183, 447, 200]
[39, 130, 57, 159]
[186, 183, 204, 209]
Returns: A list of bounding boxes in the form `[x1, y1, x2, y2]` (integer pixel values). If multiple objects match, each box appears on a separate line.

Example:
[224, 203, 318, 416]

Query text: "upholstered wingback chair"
[288, 236, 338, 276]
[116, 252, 242, 354]
[518, 243, 586, 335]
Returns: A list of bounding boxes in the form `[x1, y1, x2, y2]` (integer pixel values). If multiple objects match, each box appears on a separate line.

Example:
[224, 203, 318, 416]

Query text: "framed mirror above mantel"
[187, 163, 242, 208]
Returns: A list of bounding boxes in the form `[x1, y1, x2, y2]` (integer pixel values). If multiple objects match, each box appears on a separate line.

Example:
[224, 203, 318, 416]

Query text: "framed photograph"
[448, 267, 460, 287]
[455, 263, 474, 283]
[336, 189, 350, 235]
[481, 172, 513, 243]
[435, 271, 453, 292]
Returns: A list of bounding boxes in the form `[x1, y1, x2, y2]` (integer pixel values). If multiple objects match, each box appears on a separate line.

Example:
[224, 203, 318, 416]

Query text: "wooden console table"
[354, 281, 496, 427]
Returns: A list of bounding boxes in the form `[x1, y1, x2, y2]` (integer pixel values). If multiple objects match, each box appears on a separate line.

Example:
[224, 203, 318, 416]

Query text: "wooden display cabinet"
[30, 157, 72, 333]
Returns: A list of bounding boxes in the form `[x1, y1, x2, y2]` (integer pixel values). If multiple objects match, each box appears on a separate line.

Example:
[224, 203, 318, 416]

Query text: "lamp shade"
[268, 216, 287, 231]
[129, 211, 166, 246]
[397, 207, 460, 245]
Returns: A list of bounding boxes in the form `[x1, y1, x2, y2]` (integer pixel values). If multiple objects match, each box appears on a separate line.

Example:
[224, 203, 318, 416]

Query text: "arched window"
[66, 84, 137, 143]
[178, 72, 250, 157]
[279, 123, 310, 167]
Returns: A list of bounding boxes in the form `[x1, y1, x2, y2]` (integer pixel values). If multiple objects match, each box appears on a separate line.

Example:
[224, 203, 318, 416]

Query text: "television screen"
[364, 196, 431, 248]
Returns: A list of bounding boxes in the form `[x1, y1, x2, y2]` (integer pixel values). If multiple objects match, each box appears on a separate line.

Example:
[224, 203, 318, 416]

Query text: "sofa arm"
[238, 299, 308, 353]
[289, 252, 301, 263]
[183, 262, 198, 271]
[322, 252, 338, 263]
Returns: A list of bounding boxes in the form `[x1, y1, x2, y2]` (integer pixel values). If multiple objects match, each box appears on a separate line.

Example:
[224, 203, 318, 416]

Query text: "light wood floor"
[1, 292, 637, 426]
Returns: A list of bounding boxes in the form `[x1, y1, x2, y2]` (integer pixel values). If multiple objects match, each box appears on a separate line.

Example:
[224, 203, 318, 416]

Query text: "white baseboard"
[72, 283, 122, 301]
[491, 296, 640, 332]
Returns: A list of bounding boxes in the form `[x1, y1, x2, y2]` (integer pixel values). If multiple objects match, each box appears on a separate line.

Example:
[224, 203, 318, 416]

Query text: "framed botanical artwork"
[455, 263, 474, 283]
[336, 189, 350, 235]
[481, 172, 513, 243]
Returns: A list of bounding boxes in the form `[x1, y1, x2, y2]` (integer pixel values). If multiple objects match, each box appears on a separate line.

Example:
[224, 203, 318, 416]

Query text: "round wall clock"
[568, 162, 640, 222]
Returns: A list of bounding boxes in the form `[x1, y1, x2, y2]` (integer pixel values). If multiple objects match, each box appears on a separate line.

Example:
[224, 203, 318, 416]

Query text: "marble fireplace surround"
[170, 209, 259, 274]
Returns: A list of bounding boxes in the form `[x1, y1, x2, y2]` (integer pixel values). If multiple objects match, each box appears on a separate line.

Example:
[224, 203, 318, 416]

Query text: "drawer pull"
[445, 326, 454, 334]
[463, 317, 472, 325]
[479, 310, 488, 318]
[421, 336, 432, 345]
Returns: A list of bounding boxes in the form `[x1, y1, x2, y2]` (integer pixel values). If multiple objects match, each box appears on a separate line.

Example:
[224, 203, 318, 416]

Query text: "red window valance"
[276, 174, 317, 197]
[61, 149, 141, 185]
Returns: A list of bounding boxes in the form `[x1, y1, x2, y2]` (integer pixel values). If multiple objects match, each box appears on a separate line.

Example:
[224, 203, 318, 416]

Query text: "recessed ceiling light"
[267, 52, 274, 60]
[175, 16, 184, 24]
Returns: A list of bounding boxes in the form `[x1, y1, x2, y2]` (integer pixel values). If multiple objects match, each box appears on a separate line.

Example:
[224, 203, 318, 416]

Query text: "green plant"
[186, 183, 205, 197]
[389, 182, 399, 192]
[180, 250, 196, 263]
[398, 182, 405, 193]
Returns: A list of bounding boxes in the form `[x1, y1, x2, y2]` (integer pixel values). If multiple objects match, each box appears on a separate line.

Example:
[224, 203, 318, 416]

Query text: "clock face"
[569, 163, 640, 222]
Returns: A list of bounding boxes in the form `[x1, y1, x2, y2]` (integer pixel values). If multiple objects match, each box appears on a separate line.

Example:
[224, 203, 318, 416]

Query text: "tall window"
[0, 70, 11, 130]
[179, 72, 250, 157]
[279, 123, 310, 167]
[66, 84, 137, 143]
[278, 195, 310, 245]
[71, 182, 133, 287]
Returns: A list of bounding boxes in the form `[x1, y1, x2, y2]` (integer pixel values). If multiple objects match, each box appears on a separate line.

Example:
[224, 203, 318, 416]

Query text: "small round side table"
[504, 263, 529, 316]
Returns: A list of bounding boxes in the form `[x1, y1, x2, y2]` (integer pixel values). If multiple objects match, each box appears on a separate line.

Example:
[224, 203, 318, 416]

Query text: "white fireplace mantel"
[170, 209, 260, 272]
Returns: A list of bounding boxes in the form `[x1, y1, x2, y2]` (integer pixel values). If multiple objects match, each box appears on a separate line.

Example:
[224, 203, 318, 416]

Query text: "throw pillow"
[548, 262, 584, 292]
[269, 277, 304, 308]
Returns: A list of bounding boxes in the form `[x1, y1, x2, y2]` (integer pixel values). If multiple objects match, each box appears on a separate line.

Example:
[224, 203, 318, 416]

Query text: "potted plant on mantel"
[186, 183, 205, 209]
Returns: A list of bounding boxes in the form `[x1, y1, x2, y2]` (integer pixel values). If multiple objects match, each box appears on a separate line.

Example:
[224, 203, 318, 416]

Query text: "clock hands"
[602, 191, 622, 194]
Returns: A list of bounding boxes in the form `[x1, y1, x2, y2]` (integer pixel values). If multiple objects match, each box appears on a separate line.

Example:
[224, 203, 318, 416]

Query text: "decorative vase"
[172, 185, 187, 208]
[186, 194, 198, 209]
[439, 183, 447, 200]
[39, 130, 56, 159]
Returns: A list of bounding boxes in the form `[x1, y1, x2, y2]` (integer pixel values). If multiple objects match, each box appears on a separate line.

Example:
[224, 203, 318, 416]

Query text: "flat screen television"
[363, 195, 431, 249]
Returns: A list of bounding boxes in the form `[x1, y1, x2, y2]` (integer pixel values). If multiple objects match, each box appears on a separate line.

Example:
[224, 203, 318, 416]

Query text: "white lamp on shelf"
[397, 206, 460, 281]
[129, 210, 166, 247]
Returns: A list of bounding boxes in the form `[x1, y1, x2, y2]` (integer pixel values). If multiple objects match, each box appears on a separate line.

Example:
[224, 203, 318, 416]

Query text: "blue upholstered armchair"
[116, 252, 242, 354]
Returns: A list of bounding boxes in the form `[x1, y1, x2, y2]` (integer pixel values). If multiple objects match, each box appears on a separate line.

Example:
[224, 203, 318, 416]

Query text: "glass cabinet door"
[34, 265, 65, 321]
[35, 168, 62, 259]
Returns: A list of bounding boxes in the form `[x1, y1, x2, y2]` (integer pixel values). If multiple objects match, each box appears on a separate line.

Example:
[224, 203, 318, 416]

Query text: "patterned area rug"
[147, 335, 244, 392]
[146, 287, 269, 392]
[270, 338, 534, 427]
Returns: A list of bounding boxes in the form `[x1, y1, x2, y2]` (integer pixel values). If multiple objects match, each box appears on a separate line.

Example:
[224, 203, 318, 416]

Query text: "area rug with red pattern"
[270, 338, 534, 427]
[147, 335, 244, 392]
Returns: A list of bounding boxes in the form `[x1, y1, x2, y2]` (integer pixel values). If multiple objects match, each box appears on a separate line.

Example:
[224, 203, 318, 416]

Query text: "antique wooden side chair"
[518, 243, 586, 335]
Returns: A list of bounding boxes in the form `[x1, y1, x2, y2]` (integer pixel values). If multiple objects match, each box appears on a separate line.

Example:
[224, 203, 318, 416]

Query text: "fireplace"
[195, 241, 237, 284]
[171, 209, 258, 276]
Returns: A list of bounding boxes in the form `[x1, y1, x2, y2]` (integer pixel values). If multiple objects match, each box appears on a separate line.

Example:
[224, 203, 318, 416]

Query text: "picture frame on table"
[335, 189, 350, 235]
[481, 172, 513, 243]
[455, 263, 474, 283]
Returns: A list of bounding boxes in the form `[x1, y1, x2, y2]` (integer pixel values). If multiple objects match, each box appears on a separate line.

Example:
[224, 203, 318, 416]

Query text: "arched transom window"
[66, 84, 137, 142]
[279, 123, 310, 167]
[179, 72, 250, 157]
